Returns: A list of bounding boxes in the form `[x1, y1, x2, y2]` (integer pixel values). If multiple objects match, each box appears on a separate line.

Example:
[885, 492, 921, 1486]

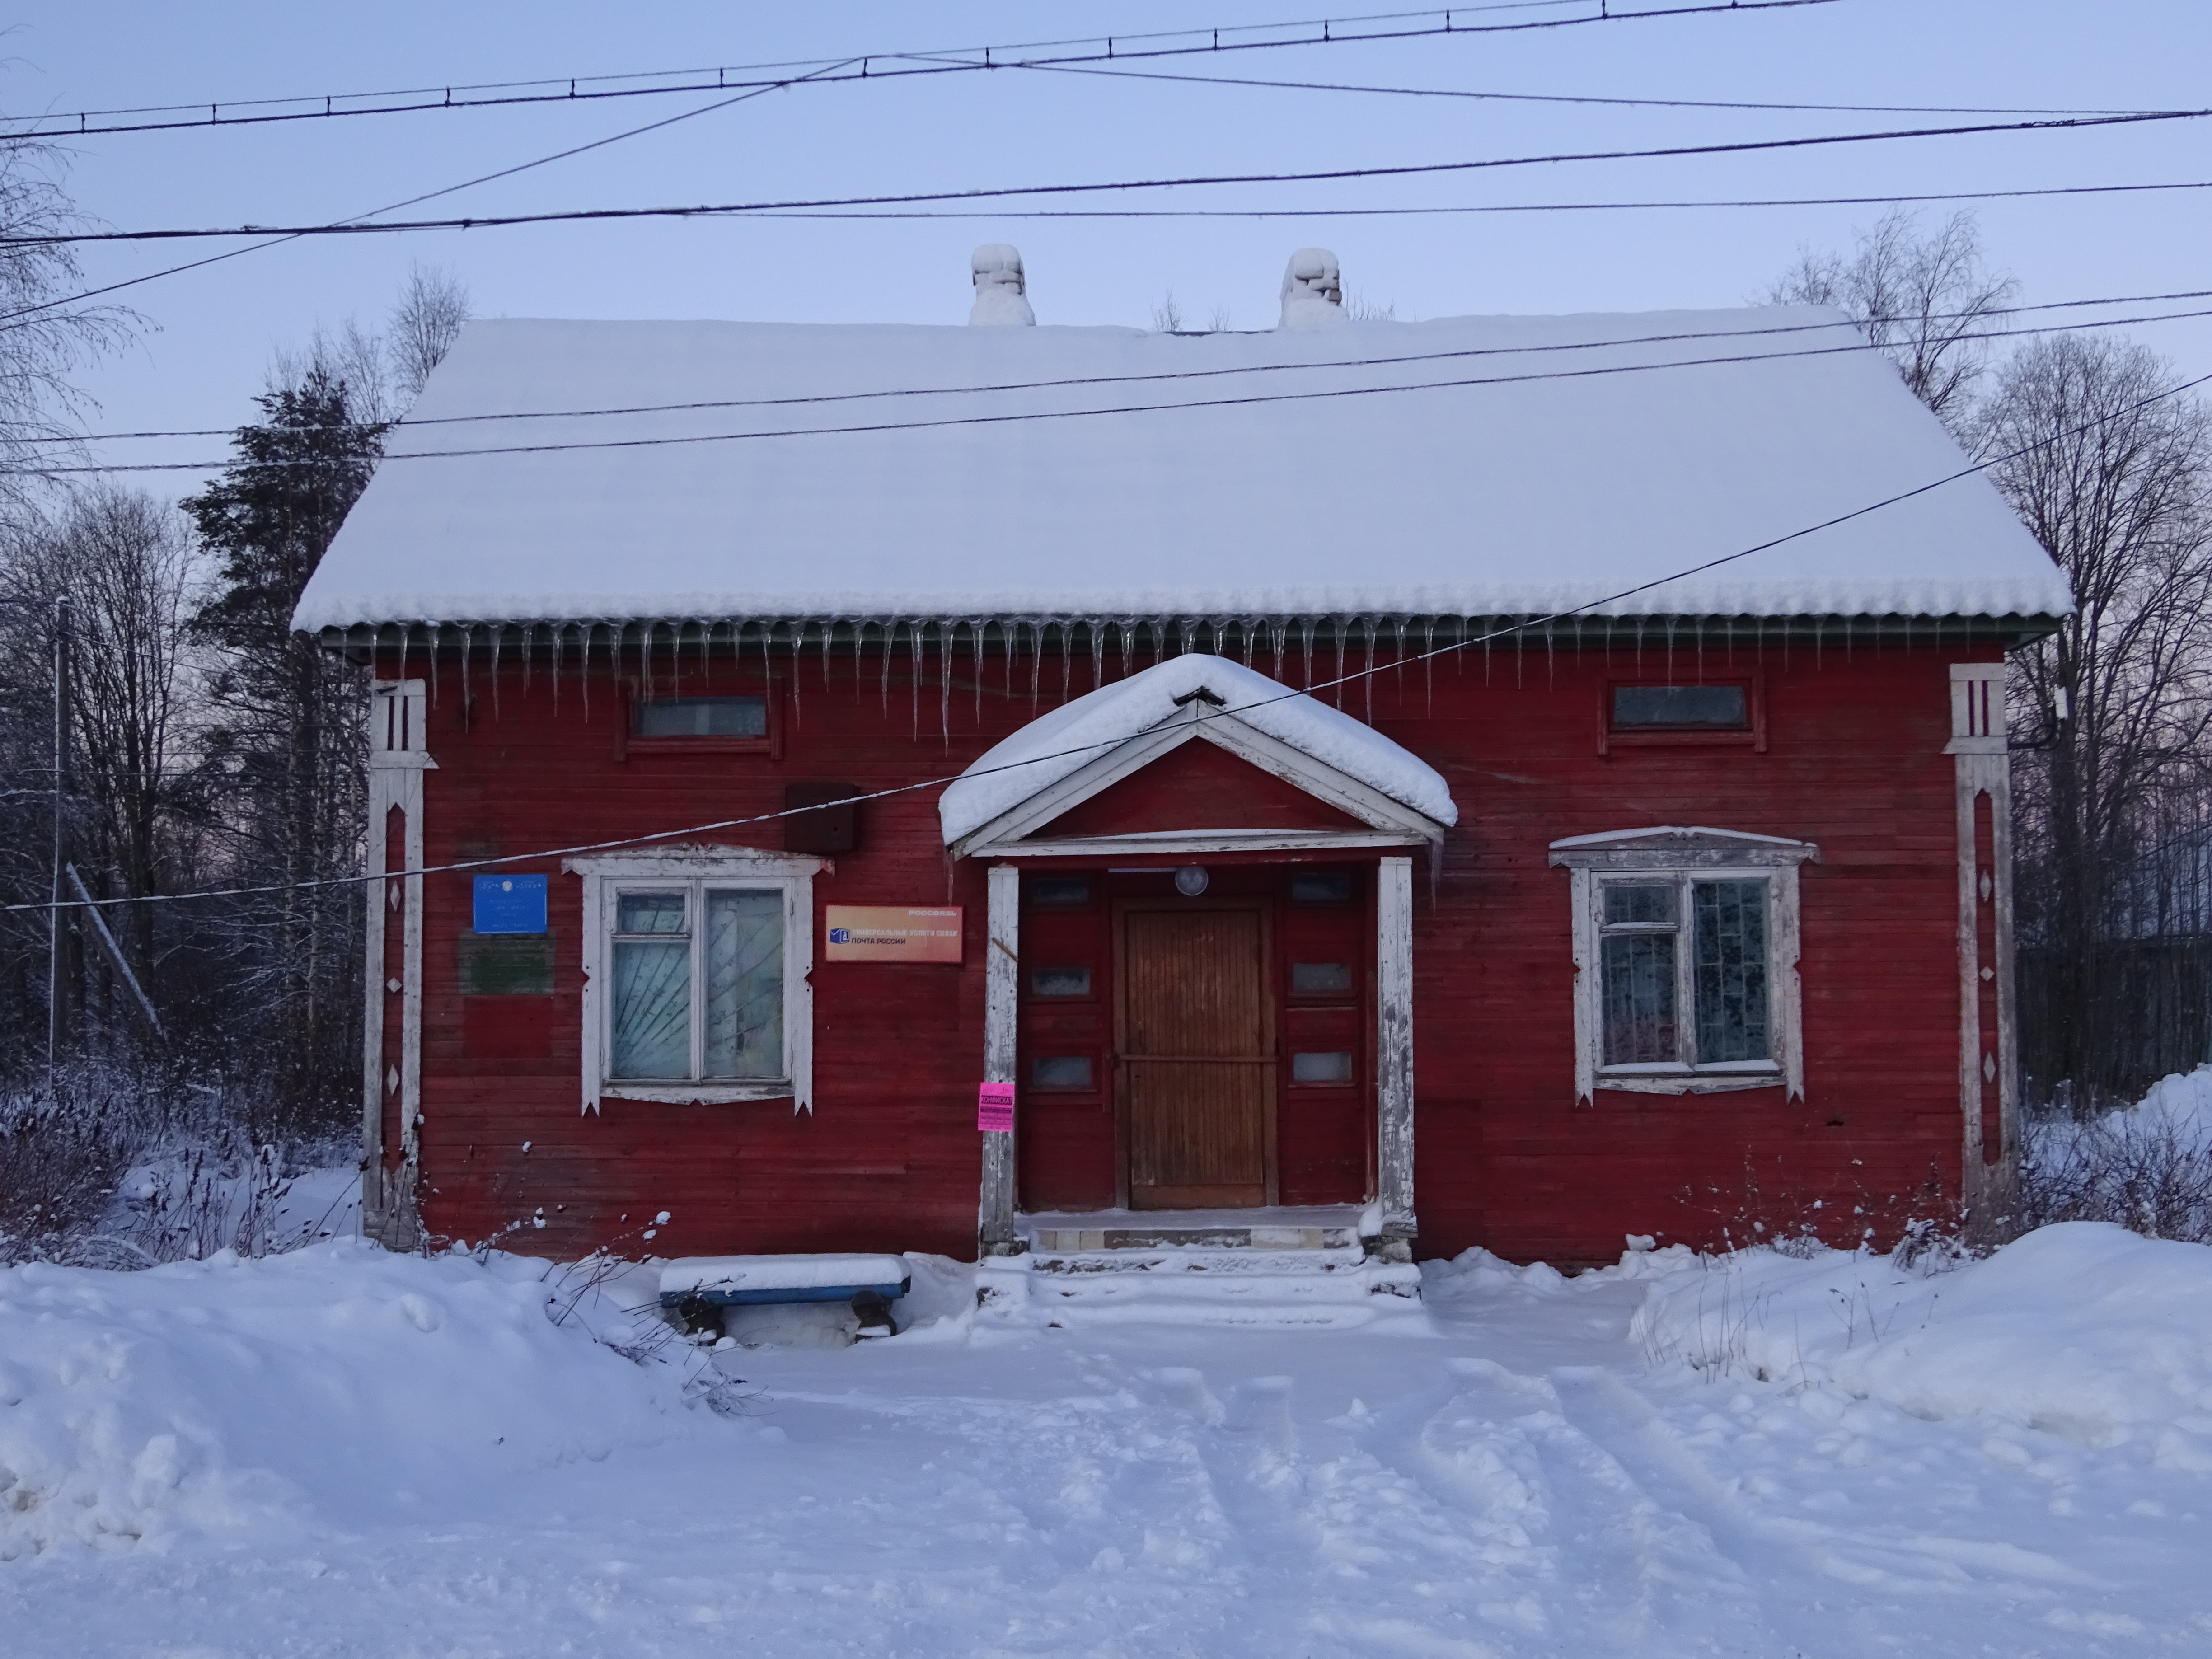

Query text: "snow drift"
[1632, 1222, 2212, 1466]
[0, 1242, 691, 1557]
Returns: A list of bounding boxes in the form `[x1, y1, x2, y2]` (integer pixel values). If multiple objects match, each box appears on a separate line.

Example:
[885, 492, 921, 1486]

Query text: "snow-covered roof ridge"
[294, 306, 2072, 631]
[937, 652, 1457, 845]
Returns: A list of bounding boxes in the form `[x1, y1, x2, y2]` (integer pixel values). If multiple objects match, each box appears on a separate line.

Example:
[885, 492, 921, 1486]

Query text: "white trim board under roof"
[941, 653, 1453, 859]
[294, 308, 2071, 634]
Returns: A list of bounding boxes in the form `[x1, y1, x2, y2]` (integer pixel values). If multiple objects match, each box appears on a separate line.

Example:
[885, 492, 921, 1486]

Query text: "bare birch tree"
[1768, 209, 2016, 426]
[1975, 336, 2212, 1097]
[0, 137, 135, 511]
[388, 263, 470, 403]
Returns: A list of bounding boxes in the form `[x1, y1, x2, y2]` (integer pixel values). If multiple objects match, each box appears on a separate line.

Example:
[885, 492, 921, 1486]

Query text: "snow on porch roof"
[938, 653, 1457, 847]
[293, 307, 2071, 633]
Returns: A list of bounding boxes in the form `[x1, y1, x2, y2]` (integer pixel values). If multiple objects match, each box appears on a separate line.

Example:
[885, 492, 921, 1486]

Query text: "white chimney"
[969, 244, 1036, 326]
[1278, 248, 1347, 330]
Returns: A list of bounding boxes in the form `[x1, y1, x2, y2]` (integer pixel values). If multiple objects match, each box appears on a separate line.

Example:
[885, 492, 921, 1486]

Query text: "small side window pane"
[1601, 933, 1678, 1064]
[1693, 881, 1771, 1063]
[1030, 966, 1092, 998]
[616, 891, 686, 934]
[635, 696, 768, 738]
[1032, 1055, 1094, 1089]
[1290, 961, 1353, 994]
[1029, 877, 1092, 909]
[1612, 685, 1748, 729]
[1603, 884, 1675, 927]
[1291, 1051, 1355, 1083]
[703, 889, 783, 1079]
[612, 940, 690, 1078]
[1289, 871, 1354, 905]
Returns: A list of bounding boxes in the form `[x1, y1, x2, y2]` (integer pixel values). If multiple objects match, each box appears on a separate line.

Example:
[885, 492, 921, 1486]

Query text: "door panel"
[1120, 905, 1273, 1208]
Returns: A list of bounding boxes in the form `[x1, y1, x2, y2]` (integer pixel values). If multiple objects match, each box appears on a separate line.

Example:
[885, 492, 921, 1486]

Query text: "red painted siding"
[392, 633, 1992, 1267]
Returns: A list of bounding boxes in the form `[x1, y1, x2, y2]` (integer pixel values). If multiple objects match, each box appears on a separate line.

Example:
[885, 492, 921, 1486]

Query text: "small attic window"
[623, 689, 781, 759]
[1601, 675, 1764, 755]
[635, 696, 767, 739]
[1612, 685, 1747, 730]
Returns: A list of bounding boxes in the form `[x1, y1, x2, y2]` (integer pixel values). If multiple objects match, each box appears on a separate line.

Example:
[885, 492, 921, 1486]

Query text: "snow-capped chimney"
[969, 244, 1036, 326]
[1278, 248, 1347, 330]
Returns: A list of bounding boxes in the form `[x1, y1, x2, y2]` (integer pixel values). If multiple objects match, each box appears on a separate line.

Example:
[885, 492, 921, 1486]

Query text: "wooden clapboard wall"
[389, 630, 1994, 1266]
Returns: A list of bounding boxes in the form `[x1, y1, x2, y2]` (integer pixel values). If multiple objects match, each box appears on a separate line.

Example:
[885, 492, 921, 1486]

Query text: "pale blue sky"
[10, 1, 2210, 480]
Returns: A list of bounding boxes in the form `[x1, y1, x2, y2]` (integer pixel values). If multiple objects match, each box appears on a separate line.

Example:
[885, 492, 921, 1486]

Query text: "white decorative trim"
[1375, 855, 1416, 1239]
[950, 701, 1448, 860]
[1550, 829, 1816, 1103]
[1949, 664, 2018, 1224]
[1945, 662, 2009, 756]
[984, 829, 1421, 858]
[563, 846, 820, 1115]
[979, 864, 1022, 1254]
[362, 680, 431, 1249]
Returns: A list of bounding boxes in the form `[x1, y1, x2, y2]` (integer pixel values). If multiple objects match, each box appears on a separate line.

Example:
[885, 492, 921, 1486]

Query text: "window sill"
[1595, 1070, 1786, 1096]
[600, 1080, 793, 1105]
[622, 737, 775, 757]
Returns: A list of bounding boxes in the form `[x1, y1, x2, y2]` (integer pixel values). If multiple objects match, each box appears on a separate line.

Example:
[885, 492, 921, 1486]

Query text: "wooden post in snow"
[1376, 853, 1417, 1258]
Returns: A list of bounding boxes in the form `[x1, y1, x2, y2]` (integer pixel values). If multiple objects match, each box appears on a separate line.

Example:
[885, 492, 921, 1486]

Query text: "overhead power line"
[12, 352, 2207, 919]
[14, 107, 2202, 250]
[36, 286, 2212, 447]
[727, 176, 2212, 220]
[0, 62, 855, 330]
[8, 0, 1848, 140]
[46, 298, 2212, 475]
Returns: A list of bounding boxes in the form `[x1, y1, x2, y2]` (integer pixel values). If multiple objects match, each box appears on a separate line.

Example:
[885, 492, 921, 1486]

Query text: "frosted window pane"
[616, 891, 685, 933]
[1291, 962, 1352, 994]
[1604, 884, 1675, 926]
[635, 697, 767, 737]
[704, 889, 783, 1079]
[1601, 933, 1677, 1064]
[1612, 685, 1748, 728]
[612, 940, 689, 1077]
[1032, 1055, 1093, 1089]
[1291, 1051, 1354, 1083]
[1693, 881, 1770, 1063]
[1030, 966, 1091, 998]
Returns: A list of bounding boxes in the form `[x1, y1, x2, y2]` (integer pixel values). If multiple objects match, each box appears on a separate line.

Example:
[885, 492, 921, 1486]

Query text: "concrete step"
[978, 1250, 1422, 1330]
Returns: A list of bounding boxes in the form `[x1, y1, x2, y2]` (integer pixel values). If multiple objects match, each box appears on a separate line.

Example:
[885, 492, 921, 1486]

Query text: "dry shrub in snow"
[2018, 1068, 2212, 1244]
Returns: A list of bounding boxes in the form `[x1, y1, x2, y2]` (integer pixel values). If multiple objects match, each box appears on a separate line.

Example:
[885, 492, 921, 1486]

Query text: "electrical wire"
[31, 286, 2212, 447]
[719, 177, 2212, 220]
[0, 62, 857, 332]
[7, 357, 2208, 919]
[975, 55, 2167, 118]
[16, 107, 2202, 251]
[41, 298, 2212, 475]
[21, 105, 2212, 255]
[8, 1, 1855, 141]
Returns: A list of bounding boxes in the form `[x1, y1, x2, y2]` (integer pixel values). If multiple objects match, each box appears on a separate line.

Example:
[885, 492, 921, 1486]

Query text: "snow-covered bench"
[658, 1254, 911, 1337]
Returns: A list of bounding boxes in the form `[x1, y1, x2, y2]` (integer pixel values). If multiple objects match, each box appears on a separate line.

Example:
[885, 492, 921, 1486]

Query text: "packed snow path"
[5, 1232, 2208, 1657]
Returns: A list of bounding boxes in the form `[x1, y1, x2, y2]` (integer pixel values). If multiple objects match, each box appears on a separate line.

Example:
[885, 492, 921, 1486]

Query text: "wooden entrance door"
[1118, 904, 1275, 1209]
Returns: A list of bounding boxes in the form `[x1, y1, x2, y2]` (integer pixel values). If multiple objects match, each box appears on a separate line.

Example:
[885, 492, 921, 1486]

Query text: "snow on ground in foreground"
[6, 1227, 2211, 1656]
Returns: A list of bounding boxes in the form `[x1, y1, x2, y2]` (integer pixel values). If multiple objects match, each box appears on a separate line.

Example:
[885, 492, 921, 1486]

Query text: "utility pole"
[47, 595, 79, 1083]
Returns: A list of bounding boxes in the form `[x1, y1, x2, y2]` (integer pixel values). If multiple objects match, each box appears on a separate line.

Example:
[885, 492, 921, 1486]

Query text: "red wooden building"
[299, 249, 2067, 1269]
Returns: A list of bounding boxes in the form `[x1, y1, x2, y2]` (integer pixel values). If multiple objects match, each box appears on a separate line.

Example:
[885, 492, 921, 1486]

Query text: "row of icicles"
[370, 612, 1948, 743]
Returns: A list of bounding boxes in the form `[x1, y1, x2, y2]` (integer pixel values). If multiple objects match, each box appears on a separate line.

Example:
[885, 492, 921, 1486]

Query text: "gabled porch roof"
[940, 653, 1454, 860]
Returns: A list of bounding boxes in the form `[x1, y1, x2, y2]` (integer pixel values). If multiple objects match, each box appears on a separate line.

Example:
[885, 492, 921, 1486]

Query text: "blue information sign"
[473, 874, 548, 935]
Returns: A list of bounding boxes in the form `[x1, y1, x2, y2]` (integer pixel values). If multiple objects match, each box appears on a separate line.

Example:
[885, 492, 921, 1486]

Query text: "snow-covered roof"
[294, 307, 2070, 631]
[938, 653, 1457, 846]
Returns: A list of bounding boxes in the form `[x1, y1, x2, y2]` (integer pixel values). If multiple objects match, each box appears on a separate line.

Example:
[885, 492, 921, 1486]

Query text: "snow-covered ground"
[7, 1211, 2210, 1657]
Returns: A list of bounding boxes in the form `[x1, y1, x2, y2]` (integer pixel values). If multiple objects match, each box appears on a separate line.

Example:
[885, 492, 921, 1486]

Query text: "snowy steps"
[985, 1209, 1420, 1328]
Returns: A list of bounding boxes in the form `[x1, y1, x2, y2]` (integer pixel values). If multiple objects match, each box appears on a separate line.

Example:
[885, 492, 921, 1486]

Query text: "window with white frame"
[565, 850, 816, 1111]
[1548, 828, 1817, 1099]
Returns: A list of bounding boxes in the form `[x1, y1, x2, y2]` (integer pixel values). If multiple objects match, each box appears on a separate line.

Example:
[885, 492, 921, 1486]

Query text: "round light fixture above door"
[1174, 865, 1210, 897]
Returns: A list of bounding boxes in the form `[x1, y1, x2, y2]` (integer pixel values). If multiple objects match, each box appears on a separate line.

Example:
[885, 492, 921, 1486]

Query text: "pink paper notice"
[977, 1082, 1015, 1133]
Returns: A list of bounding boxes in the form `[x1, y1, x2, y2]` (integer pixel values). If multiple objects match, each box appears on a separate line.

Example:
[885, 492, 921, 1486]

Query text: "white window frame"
[564, 847, 819, 1114]
[1548, 827, 1818, 1101]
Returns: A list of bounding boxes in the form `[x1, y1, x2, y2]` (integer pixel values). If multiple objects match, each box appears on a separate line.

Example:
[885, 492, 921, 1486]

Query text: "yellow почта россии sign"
[823, 905, 964, 963]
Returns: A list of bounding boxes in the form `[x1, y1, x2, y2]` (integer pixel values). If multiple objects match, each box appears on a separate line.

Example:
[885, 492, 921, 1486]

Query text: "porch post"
[979, 862, 1024, 1256]
[1376, 854, 1417, 1256]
